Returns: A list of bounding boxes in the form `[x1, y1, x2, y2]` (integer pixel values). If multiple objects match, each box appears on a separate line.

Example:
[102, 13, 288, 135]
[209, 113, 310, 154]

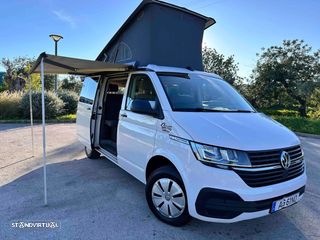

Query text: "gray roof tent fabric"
[96, 0, 215, 71]
[30, 52, 131, 75]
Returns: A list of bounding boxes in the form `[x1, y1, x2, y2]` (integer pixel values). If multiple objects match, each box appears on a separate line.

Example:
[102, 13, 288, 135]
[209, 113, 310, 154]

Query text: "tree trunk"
[298, 99, 307, 117]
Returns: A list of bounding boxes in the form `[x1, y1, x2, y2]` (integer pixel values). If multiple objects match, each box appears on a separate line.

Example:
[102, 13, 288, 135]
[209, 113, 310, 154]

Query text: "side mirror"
[131, 99, 156, 116]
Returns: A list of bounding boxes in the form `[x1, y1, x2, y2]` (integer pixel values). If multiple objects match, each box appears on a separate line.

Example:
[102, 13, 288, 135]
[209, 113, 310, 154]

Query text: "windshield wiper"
[225, 110, 254, 113]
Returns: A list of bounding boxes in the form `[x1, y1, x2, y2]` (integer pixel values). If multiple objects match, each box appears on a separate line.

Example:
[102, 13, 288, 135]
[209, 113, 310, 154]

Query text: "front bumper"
[182, 150, 307, 223]
[195, 186, 305, 219]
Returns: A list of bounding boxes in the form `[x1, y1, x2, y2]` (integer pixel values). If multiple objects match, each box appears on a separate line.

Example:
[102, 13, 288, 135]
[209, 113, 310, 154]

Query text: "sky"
[0, 0, 319, 77]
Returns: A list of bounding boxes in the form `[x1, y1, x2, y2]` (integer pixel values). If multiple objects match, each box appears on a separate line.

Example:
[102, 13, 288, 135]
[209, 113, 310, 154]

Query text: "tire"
[84, 146, 100, 159]
[145, 165, 191, 226]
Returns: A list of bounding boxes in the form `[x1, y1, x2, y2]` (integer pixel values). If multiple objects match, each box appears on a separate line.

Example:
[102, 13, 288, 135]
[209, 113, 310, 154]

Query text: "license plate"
[271, 193, 300, 213]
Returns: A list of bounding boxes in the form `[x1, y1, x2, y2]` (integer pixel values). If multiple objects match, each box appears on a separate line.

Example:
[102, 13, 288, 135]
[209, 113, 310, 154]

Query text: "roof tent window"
[116, 42, 132, 62]
[106, 42, 132, 63]
[108, 45, 118, 63]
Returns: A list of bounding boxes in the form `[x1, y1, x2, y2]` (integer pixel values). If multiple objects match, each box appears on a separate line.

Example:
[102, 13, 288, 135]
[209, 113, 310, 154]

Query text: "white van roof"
[141, 64, 222, 79]
[29, 53, 222, 80]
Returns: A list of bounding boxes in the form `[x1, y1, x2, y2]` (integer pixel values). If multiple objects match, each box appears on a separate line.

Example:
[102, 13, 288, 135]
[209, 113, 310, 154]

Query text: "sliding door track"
[96, 146, 118, 164]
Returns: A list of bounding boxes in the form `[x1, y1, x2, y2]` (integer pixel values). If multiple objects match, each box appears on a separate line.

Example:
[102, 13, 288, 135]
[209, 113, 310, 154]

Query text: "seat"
[102, 84, 123, 151]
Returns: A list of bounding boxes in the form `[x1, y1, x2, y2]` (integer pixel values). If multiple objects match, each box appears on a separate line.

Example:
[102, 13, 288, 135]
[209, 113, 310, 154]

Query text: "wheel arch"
[145, 155, 181, 182]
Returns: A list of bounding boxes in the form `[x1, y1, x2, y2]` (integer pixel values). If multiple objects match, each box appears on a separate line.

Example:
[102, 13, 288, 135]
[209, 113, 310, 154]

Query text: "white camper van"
[76, 65, 306, 226]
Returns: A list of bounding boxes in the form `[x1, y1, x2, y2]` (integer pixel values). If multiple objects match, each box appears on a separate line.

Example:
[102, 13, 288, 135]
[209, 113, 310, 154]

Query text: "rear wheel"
[85, 146, 100, 159]
[145, 166, 190, 226]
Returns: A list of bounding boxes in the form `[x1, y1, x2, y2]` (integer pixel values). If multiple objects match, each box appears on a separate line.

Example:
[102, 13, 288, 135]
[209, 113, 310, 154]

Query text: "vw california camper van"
[76, 65, 306, 226]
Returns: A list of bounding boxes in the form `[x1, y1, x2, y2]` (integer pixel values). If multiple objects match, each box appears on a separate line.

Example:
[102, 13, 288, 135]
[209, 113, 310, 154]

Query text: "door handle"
[87, 107, 91, 111]
[120, 113, 127, 118]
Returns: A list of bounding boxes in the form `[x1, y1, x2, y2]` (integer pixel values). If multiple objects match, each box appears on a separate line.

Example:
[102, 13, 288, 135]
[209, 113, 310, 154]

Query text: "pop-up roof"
[96, 0, 215, 71]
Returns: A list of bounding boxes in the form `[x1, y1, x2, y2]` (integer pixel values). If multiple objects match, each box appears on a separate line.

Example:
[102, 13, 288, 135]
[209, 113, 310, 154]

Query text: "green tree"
[43, 75, 56, 91]
[0, 72, 5, 91]
[202, 46, 242, 85]
[1, 57, 34, 91]
[310, 88, 320, 110]
[24, 64, 41, 91]
[251, 40, 320, 117]
[23, 71, 56, 92]
[60, 75, 82, 94]
[309, 87, 320, 119]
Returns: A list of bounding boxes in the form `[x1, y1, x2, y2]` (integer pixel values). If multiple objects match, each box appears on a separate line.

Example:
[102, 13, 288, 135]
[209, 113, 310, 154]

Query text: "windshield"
[158, 73, 255, 112]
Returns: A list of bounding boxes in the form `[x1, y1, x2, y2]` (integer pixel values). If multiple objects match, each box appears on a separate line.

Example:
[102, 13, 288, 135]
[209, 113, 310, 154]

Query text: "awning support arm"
[40, 57, 48, 206]
[28, 76, 34, 157]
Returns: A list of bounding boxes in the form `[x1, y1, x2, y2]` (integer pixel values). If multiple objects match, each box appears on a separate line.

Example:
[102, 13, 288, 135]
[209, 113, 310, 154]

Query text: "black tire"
[85, 146, 100, 159]
[145, 165, 191, 226]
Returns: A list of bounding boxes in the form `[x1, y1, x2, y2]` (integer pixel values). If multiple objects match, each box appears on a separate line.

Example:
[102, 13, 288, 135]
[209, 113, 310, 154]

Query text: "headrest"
[108, 84, 118, 92]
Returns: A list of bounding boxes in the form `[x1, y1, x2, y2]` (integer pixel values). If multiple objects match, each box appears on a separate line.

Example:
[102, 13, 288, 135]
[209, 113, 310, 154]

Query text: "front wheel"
[84, 146, 100, 159]
[145, 166, 190, 226]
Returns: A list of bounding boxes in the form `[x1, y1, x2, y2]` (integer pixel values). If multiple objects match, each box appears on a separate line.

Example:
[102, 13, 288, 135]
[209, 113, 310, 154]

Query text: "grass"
[272, 116, 320, 135]
[56, 114, 76, 122]
[0, 114, 76, 123]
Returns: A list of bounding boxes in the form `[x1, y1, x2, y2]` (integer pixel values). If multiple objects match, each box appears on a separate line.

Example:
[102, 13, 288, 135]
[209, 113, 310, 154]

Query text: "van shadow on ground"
[0, 157, 309, 240]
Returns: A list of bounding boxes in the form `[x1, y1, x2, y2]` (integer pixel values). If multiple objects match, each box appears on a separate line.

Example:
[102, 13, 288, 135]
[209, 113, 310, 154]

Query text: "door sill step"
[96, 146, 118, 163]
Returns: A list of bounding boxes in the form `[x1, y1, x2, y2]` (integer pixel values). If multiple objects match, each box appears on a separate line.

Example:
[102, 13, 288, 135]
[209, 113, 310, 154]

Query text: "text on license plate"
[271, 193, 300, 213]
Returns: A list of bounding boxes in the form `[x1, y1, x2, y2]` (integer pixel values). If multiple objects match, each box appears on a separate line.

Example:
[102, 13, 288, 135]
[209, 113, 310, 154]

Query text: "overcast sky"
[1, 0, 319, 77]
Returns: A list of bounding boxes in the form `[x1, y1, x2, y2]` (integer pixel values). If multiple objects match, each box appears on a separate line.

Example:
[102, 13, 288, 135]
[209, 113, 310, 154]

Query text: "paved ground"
[0, 123, 319, 240]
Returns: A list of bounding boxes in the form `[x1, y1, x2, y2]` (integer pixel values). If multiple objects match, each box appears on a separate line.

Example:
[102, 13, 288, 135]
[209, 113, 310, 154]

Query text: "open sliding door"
[76, 76, 99, 148]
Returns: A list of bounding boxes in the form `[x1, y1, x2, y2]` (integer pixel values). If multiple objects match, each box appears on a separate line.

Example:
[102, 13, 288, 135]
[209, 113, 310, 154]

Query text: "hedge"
[57, 90, 79, 114]
[0, 91, 23, 119]
[20, 91, 65, 119]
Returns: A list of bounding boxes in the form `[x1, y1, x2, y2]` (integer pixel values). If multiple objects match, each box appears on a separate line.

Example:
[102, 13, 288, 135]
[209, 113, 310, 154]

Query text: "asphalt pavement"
[0, 124, 319, 240]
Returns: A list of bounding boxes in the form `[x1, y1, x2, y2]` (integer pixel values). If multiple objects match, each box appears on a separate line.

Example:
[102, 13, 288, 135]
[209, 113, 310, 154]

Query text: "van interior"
[99, 76, 128, 155]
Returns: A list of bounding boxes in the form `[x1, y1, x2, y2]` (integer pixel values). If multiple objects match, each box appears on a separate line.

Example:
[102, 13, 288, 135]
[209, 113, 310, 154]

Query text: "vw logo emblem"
[280, 151, 291, 169]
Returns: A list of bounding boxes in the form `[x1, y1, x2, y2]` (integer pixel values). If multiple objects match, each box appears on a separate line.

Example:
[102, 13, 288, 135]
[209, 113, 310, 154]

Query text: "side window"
[79, 77, 98, 105]
[126, 74, 157, 111]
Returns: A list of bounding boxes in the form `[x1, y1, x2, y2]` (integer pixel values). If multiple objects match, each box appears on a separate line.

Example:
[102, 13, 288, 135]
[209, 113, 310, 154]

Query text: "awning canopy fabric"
[28, 53, 133, 206]
[30, 52, 131, 75]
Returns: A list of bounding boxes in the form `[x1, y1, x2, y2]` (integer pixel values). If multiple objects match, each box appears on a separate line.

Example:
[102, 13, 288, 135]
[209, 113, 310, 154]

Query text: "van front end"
[173, 139, 307, 223]
[153, 70, 307, 224]
[188, 143, 306, 222]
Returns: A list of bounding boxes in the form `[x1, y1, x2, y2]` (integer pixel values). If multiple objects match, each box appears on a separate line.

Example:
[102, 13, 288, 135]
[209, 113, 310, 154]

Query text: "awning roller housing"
[30, 52, 131, 75]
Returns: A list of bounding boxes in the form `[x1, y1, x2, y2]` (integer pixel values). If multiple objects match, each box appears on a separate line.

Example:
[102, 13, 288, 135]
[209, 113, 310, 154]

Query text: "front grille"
[248, 145, 303, 167]
[235, 145, 305, 187]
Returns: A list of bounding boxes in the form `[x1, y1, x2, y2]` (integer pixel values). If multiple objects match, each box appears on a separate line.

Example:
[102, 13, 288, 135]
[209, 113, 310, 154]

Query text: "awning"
[30, 52, 131, 75]
[28, 52, 133, 206]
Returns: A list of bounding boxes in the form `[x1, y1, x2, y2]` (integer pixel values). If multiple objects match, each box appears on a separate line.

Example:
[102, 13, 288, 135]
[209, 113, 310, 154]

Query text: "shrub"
[20, 91, 64, 119]
[273, 116, 320, 135]
[260, 108, 299, 117]
[56, 114, 76, 122]
[57, 90, 79, 114]
[277, 109, 299, 117]
[308, 110, 320, 120]
[0, 91, 23, 119]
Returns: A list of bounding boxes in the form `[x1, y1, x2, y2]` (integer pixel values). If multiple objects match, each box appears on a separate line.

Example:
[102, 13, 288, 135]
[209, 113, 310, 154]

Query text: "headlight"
[190, 142, 251, 167]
